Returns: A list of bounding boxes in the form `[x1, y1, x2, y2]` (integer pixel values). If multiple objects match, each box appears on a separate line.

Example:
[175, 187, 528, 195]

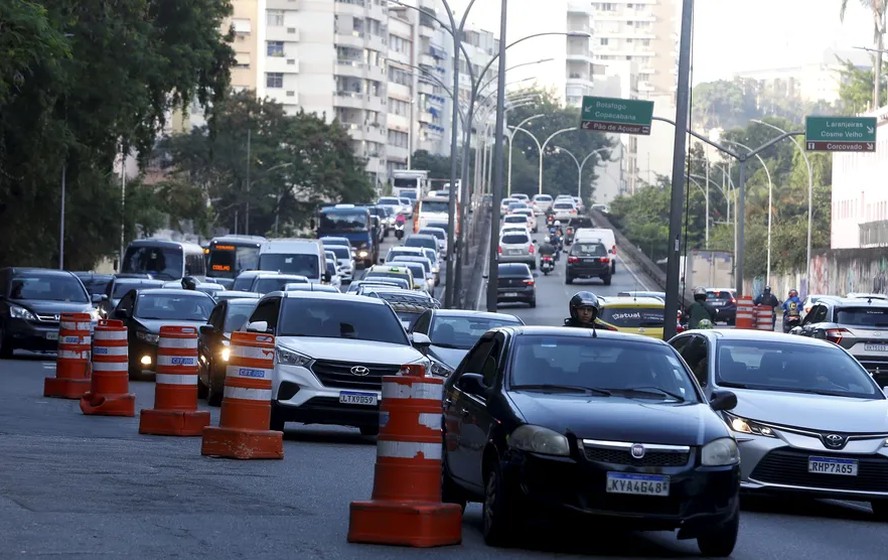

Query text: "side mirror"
[411, 332, 431, 348]
[199, 325, 216, 336]
[789, 326, 803, 335]
[246, 320, 269, 333]
[709, 390, 738, 412]
[322, 272, 332, 283]
[91, 293, 106, 304]
[456, 372, 488, 395]
[112, 309, 128, 320]
[379, 257, 385, 264]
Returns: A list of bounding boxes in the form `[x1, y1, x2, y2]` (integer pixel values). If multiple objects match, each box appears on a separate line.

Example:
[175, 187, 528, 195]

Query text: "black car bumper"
[566, 264, 610, 279]
[714, 305, 737, 323]
[5, 317, 62, 352]
[503, 450, 739, 535]
[497, 287, 535, 303]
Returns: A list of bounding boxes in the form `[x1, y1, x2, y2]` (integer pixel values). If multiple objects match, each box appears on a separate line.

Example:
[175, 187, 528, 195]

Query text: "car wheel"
[207, 376, 224, 407]
[611, 261, 616, 274]
[565, 276, 573, 285]
[528, 299, 536, 308]
[269, 403, 286, 432]
[482, 460, 518, 547]
[359, 425, 379, 436]
[696, 506, 739, 557]
[871, 500, 888, 521]
[197, 375, 209, 399]
[602, 275, 612, 286]
[0, 330, 13, 359]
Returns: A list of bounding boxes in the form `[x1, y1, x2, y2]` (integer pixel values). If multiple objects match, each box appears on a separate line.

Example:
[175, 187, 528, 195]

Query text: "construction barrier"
[755, 305, 775, 331]
[735, 296, 755, 329]
[201, 331, 283, 459]
[43, 312, 92, 399]
[139, 326, 209, 435]
[348, 363, 462, 548]
[80, 319, 135, 416]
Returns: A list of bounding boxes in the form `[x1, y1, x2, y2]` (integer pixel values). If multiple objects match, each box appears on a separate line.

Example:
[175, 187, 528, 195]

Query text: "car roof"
[432, 309, 525, 323]
[498, 263, 531, 274]
[599, 296, 664, 306]
[137, 288, 213, 297]
[408, 234, 437, 240]
[276, 290, 382, 304]
[689, 329, 839, 349]
[826, 297, 888, 307]
[369, 264, 410, 272]
[495, 325, 670, 346]
[5, 267, 78, 277]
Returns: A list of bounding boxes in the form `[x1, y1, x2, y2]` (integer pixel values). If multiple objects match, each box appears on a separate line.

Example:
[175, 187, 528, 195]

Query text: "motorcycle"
[540, 255, 555, 275]
[783, 314, 801, 333]
[394, 222, 405, 240]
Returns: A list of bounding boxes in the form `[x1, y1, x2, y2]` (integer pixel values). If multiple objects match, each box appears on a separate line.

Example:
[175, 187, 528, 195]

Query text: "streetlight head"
[567, 32, 593, 38]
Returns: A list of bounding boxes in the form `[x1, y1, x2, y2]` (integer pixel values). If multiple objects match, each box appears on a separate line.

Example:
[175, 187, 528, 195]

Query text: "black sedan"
[198, 296, 260, 405]
[111, 288, 215, 378]
[494, 263, 535, 308]
[442, 326, 740, 556]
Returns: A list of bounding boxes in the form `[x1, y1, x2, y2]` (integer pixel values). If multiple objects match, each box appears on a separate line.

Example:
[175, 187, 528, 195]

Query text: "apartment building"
[565, 0, 597, 108]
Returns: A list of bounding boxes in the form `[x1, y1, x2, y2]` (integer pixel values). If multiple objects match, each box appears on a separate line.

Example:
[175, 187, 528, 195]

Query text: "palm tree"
[841, 0, 888, 108]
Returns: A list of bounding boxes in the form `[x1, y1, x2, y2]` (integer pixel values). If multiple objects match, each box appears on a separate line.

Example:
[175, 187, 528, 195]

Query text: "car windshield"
[121, 246, 183, 280]
[253, 276, 307, 294]
[278, 298, 408, 344]
[257, 254, 319, 278]
[836, 307, 888, 327]
[405, 237, 437, 249]
[716, 340, 881, 399]
[112, 280, 163, 298]
[9, 275, 89, 303]
[510, 335, 699, 401]
[600, 307, 665, 328]
[430, 316, 521, 349]
[319, 209, 368, 232]
[224, 301, 258, 332]
[326, 246, 350, 259]
[501, 234, 529, 245]
[421, 200, 449, 213]
[135, 293, 214, 321]
[571, 243, 607, 257]
[419, 229, 445, 240]
[553, 203, 574, 209]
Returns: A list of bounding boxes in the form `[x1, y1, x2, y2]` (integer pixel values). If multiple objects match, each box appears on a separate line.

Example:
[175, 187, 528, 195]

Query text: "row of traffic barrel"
[40, 313, 461, 547]
[734, 296, 775, 330]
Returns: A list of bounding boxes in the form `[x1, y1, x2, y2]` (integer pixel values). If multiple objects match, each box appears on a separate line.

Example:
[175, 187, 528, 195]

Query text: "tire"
[529, 299, 536, 308]
[529, 262, 536, 270]
[696, 507, 739, 557]
[207, 376, 224, 407]
[612, 261, 616, 274]
[602, 275, 612, 286]
[482, 460, 518, 547]
[871, 500, 888, 521]
[0, 330, 13, 359]
[542, 270, 549, 276]
[269, 403, 286, 432]
[565, 276, 573, 285]
[359, 425, 379, 436]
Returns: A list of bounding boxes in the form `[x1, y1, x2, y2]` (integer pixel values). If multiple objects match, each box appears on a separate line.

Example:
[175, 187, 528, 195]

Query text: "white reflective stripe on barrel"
[155, 373, 198, 385]
[58, 349, 89, 359]
[418, 412, 441, 430]
[158, 337, 197, 349]
[223, 386, 272, 401]
[229, 345, 275, 361]
[225, 364, 273, 380]
[377, 440, 442, 461]
[94, 330, 128, 341]
[60, 321, 91, 331]
[381, 381, 442, 401]
[91, 345, 128, 356]
[156, 355, 199, 368]
[91, 361, 128, 372]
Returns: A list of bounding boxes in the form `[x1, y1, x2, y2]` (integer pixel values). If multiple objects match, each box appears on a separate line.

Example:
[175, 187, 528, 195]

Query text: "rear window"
[501, 234, 529, 244]
[553, 202, 574, 209]
[418, 229, 445, 240]
[534, 195, 552, 202]
[498, 264, 530, 277]
[600, 307, 665, 328]
[378, 198, 399, 205]
[405, 236, 437, 249]
[836, 307, 888, 327]
[706, 291, 734, 300]
[570, 243, 607, 257]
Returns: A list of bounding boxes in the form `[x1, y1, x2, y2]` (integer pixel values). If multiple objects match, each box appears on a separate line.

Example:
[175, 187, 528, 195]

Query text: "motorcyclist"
[754, 285, 780, 329]
[181, 276, 199, 290]
[564, 291, 600, 329]
[394, 212, 406, 226]
[781, 288, 803, 332]
[538, 239, 556, 259]
[685, 286, 717, 329]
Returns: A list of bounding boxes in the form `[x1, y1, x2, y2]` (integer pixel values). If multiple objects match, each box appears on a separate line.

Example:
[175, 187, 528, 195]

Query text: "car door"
[200, 302, 226, 377]
[678, 334, 711, 394]
[798, 304, 828, 337]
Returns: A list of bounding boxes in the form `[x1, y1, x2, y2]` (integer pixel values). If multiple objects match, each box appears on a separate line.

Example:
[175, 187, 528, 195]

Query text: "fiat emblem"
[630, 443, 646, 459]
[350, 365, 370, 377]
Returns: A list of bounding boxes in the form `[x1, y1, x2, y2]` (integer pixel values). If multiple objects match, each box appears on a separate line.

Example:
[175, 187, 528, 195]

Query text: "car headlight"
[724, 412, 776, 437]
[508, 424, 570, 456]
[220, 347, 231, 362]
[89, 308, 102, 322]
[701, 437, 740, 466]
[9, 304, 36, 321]
[135, 331, 160, 344]
[276, 346, 313, 367]
[429, 359, 453, 377]
[358, 250, 369, 258]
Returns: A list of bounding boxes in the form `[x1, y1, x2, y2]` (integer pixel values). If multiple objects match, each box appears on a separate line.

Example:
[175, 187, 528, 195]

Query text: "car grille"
[35, 313, 60, 325]
[750, 448, 888, 492]
[583, 446, 690, 468]
[310, 360, 402, 390]
[857, 359, 888, 374]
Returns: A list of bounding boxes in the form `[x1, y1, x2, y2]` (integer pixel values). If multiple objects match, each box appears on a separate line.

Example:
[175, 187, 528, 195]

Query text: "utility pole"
[59, 165, 66, 270]
[244, 128, 252, 235]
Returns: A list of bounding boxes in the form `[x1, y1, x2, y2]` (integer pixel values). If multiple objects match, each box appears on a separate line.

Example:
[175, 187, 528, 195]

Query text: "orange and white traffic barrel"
[734, 296, 754, 329]
[201, 331, 283, 459]
[44, 312, 92, 399]
[348, 364, 462, 547]
[80, 319, 135, 416]
[139, 326, 210, 435]
[756, 305, 774, 331]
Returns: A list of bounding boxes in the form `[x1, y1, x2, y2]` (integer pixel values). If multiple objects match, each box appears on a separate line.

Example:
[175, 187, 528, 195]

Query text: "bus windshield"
[121, 245, 182, 280]
[319, 209, 369, 232]
[207, 244, 260, 279]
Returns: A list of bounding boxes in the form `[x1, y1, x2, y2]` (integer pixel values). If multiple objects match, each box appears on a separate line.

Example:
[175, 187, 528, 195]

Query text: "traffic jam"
[5, 191, 888, 558]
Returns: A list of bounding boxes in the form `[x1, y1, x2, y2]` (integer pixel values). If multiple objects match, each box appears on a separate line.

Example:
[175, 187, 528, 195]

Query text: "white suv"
[246, 291, 430, 435]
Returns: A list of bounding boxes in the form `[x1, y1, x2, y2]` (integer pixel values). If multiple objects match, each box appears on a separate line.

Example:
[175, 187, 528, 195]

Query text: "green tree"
[840, 0, 886, 110]
[410, 150, 454, 181]
[836, 57, 887, 113]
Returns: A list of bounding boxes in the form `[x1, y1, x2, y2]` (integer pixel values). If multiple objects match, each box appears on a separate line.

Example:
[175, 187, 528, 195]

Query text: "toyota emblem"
[630, 443, 646, 459]
[823, 433, 848, 449]
[350, 365, 371, 377]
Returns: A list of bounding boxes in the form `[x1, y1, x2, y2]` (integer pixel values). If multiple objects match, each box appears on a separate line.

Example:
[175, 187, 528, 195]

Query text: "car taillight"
[528, 244, 535, 254]
[498, 246, 503, 254]
[523, 279, 535, 286]
[825, 328, 850, 344]
[598, 257, 609, 263]
[567, 256, 579, 264]
[612, 245, 617, 254]
[730, 297, 736, 304]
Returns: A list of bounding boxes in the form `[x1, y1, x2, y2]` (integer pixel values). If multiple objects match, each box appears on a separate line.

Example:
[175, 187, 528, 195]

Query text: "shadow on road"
[740, 494, 876, 523]
[282, 424, 377, 447]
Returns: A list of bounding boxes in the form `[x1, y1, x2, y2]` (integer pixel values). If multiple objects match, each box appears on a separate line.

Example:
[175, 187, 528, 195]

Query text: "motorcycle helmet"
[569, 291, 600, 322]
[788, 288, 798, 298]
[181, 276, 198, 290]
[693, 286, 707, 301]
[554, 220, 561, 227]
[696, 319, 714, 330]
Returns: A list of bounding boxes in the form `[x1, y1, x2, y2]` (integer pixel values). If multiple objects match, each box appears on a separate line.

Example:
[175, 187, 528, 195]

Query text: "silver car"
[497, 231, 535, 269]
[669, 329, 888, 519]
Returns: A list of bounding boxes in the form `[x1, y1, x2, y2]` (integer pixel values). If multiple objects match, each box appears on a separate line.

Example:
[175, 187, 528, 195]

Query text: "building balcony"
[335, 60, 366, 78]
[334, 91, 370, 110]
[265, 56, 299, 73]
[335, 31, 366, 49]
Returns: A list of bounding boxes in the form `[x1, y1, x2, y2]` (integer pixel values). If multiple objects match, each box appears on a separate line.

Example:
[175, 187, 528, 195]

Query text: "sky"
[447, 0, 877, 86]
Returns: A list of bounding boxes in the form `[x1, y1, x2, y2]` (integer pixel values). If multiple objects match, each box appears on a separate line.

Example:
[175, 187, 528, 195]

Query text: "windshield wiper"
[607, 387, 686, 402]
[512, 384, 612, 396]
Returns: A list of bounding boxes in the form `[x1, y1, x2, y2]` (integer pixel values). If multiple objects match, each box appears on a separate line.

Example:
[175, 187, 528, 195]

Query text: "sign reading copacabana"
[580, 96, 654, 135]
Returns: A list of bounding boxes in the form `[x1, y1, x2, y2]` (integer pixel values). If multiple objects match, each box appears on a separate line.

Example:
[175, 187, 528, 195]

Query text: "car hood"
[427, 345, 469, 370]
[11, 299, 93, 315]
[135, 318, 210, 334]
[276, 336, 423, 363]
[728, 387, 888, 432]
[508, 391, 728, 446]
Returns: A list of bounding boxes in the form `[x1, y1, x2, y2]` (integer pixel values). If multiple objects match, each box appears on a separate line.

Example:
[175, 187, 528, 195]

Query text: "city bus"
[120, 238, 206, 281]
[205, 235, 266, 287]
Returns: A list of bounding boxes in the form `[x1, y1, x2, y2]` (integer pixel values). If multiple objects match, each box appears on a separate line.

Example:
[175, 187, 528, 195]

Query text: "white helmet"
[554, 220, 561, 226]
[693, 286, 707, 297]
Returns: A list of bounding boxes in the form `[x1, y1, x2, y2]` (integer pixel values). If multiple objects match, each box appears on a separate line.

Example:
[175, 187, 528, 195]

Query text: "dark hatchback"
[706, 289, 737, 325]
[565, 241, 611, 285]
[495, 263, 535, 308]
[198, 296, 260, 405]
[442, 326, 741, 555]
[0, 267, 101, 358]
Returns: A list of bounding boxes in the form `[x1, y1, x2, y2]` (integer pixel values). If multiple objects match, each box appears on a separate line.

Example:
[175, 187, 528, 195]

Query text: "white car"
[324, 258, 342, 291]
[324, 244, 355, 283]
[532, 193, 553, 215]
[252, 291, 430, 435]
[417, 226, 448, 256]
[391, 260, 434, 294]
[551, 200, 578, 221]
[502, 213, 531, 231]
[511, 208, 537, 233]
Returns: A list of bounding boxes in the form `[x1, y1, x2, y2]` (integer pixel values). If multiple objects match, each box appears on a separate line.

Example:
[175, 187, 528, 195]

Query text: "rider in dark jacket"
[564, 291, 600, 329]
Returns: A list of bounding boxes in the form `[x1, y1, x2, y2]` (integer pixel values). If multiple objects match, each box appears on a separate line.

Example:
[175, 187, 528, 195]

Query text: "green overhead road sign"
[805, 116, 877, 152]
[580, 96, 654, 135]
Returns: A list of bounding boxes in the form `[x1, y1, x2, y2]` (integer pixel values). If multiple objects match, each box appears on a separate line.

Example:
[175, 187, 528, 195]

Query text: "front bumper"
[4, 317, 62, 352]
[503, 449, 738, 534]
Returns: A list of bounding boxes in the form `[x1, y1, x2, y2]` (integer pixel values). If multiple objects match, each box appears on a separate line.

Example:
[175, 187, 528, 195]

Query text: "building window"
[267, 41, 284, 57]
[266, 73, 283, 88]
[266, 10, 284, 27]
[600, 38, 609, 46]
[231, 18, 251, 35]
[234, 52, 251, 68]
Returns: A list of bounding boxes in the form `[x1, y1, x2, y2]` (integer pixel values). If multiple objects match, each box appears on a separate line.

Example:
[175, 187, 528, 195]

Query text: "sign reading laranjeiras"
[805, 116, 877, 152]
[580, 96, 654, 136]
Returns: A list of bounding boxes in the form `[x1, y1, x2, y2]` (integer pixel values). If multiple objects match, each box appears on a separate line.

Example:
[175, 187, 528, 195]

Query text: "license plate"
[505, 292, 519, 297]
[46, 331, 59, 341]
[808, 456, 858, 476]
[864, 344, 888, 353]
[606, 473, 670, 496]
[711, 301, 724, 307]
[509, 249, 523, 255]
[339, 392, 377, 406]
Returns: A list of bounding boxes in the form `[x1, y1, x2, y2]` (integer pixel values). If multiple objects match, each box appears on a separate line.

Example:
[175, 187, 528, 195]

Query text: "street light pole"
[487, 0, 509, 312]
[552, 146, 609, 200]
[506, 114, 544, 197]
[244, 128, 252, 235]
[725, 139, 773, 285]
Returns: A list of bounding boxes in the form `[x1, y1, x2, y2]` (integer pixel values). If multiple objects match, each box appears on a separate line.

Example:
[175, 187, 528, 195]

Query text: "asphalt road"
[3, 222, 888, 558]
